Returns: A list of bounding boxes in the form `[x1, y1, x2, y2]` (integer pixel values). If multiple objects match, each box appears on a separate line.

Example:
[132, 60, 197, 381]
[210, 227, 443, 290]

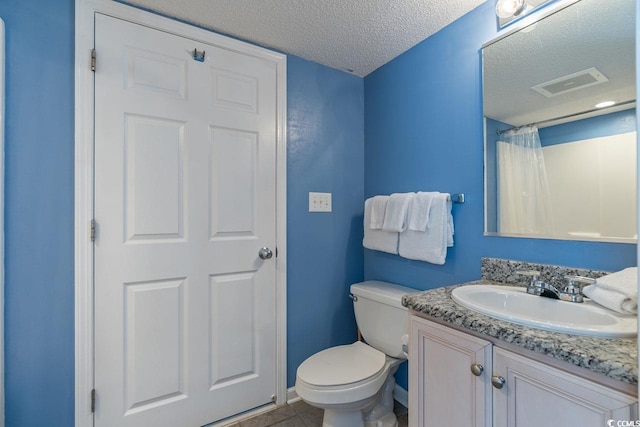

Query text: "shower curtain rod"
[495, 100, 636, 136]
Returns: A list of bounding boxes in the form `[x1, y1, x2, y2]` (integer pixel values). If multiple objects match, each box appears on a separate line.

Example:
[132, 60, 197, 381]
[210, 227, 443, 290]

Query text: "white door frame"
[74, 2, 287, 426]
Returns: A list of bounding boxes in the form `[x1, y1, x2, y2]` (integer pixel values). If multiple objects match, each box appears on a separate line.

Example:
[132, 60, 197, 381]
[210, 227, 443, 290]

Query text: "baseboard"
[393, 384, 408, 408]
[288, 385, 409, 409]
[287, 386, 301, 405]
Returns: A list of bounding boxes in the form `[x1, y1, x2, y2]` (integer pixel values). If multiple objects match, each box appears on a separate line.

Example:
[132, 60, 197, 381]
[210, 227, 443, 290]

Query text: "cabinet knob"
[491, 375, 506, 389]
[470, 363, 484, 376]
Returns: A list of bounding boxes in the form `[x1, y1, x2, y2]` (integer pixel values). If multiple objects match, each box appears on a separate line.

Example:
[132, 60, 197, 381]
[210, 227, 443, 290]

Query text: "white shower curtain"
[497, 125, 554, 235]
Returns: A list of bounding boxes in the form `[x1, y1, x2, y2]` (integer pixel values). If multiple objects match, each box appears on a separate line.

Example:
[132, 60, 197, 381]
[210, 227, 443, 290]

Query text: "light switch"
[309, 192, 332, 212]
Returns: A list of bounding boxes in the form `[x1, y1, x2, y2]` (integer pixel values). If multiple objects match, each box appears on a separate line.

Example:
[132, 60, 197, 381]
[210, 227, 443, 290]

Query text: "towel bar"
[449, 193, 465, 204]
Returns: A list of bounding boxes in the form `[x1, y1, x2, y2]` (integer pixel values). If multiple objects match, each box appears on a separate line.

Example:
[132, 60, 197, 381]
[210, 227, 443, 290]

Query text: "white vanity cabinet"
[409, 315, 492, 426]
[409, 315, 637, 427]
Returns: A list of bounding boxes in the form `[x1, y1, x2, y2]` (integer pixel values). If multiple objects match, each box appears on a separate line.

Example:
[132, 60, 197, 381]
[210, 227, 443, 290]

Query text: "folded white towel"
[595, 267, 638, 299]
[446, 197, 454, 247]
[368, 195, 388, 230]
[583, 284, 637, 315]
[382, 193, 414, 233]
[363, 197, 398, 254]
[398, 193, 451, 264]
[407, 192, 438, 231]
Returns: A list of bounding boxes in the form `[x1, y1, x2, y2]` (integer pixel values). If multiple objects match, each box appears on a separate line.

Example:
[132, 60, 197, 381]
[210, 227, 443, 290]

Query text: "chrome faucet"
[517, 270, 560, 299]
[516, 271, 595, 303]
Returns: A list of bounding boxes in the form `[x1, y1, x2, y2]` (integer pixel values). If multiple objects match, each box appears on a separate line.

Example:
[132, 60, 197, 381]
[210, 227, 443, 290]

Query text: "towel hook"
[193, 48, 206, 62]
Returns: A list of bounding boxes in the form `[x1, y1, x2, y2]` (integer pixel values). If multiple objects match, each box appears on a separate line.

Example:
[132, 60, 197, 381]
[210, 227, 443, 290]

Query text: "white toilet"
[295, 280, 414, 427]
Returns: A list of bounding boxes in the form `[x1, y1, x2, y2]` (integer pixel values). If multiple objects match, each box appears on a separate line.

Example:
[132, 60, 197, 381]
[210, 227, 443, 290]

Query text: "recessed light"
[595, 101, 615, 108]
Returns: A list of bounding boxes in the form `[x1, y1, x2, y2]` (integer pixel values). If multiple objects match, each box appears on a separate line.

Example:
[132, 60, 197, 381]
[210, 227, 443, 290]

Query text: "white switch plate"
[309, 192, 332, 212]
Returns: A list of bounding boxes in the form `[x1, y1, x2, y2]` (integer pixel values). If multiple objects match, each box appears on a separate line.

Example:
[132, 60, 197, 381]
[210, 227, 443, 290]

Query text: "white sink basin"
[451, 285, 637, 338]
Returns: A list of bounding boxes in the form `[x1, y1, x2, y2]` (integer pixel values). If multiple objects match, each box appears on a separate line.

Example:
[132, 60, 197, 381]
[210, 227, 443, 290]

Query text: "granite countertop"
[402, 280, 638, 386]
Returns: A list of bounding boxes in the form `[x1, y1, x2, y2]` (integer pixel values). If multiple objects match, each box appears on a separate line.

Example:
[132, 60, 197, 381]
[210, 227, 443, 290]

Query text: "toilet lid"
[297, 341, 386, 386]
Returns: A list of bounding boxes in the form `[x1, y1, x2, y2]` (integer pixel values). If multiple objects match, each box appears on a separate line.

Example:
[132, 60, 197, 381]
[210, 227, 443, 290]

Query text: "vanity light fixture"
[496, 0, 528, 19]
[595, 101, 616, 108]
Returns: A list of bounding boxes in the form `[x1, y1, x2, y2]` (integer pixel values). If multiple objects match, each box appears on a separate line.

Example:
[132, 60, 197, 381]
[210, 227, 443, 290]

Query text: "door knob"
[258, 247, 273, 260]
[491, 375, 506, 389]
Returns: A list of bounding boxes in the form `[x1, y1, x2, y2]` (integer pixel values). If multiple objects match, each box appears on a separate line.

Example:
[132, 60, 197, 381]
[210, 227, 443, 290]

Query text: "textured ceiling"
[484, 0, 635, 127]
[123, 0, 486, 77]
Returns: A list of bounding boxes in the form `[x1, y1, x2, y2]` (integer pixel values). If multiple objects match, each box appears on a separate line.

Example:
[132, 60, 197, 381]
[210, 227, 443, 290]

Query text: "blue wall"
[286, 56, 364, 387]
[0, 0, 75, 425]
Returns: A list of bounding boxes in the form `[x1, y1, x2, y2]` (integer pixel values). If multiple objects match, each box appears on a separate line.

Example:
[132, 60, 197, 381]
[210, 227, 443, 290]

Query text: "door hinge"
[91, 389, 96, 413]
[91, 49, 96, 72]
[90, 219, 96, 242]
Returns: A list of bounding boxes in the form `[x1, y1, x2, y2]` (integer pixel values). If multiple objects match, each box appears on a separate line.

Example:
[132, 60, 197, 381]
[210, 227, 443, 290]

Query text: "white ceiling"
[123, 0, 486, 77]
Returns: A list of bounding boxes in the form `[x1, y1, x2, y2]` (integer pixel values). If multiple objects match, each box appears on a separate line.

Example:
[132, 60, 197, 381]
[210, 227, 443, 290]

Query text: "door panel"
[124, 278, 186, 414]
[94, 13, 277, 427]
[209, 127, 258, 237]
[209, 272, 257, 388]
[125, 115, 186, 241]
[493, 348, 637, 427]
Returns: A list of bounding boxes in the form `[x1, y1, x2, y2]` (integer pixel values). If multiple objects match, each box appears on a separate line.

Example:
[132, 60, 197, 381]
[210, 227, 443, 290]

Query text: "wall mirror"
[483, 0, 637, 243]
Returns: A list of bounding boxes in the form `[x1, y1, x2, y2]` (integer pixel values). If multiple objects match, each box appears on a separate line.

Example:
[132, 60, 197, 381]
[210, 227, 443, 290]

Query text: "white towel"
[382, 193, 414, 232]
[407, 192, 438, 231]
[582, 267, 638, 315]
[446, 197, 454, 247]
[595, 267, 638, 299]
[368, 195, 388, 229]
[398, 193, 452, 264]
[583, 285, 637, 315]
[363, 197, 398, 254]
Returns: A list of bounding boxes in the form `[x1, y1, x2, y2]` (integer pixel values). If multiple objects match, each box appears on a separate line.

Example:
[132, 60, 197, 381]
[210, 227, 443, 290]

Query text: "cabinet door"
[493, 347, 637, 427]
[409, 316, 492, 427]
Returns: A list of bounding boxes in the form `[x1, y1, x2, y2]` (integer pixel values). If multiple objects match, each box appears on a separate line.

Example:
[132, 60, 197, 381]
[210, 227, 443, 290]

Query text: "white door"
[94, 13, 278, 427]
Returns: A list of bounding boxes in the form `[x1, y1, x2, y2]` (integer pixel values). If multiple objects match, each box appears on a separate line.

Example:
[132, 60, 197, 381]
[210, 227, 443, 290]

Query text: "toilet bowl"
[295, 281, 415, 427]
[296, 342, 403, 427]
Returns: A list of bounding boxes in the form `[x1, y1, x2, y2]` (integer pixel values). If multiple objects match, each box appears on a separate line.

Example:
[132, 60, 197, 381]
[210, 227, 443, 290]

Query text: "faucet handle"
[563, 275, 596, 292]
[560, 276, 595, 303]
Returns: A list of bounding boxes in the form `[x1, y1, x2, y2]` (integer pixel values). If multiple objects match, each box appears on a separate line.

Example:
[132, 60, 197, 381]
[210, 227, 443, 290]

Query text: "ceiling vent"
[531, 67, 609, 97]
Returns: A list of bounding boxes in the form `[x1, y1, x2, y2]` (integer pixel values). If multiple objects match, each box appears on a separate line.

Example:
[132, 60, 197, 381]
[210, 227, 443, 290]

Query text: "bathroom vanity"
[403, 258, 638, 427]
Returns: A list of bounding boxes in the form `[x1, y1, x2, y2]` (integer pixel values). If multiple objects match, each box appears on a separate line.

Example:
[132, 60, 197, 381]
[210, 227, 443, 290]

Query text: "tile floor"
[227, 400, 408, 427]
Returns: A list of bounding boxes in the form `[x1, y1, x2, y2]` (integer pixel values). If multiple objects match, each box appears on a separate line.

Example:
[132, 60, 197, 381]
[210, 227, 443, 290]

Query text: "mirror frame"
[482, 0, 637, 244]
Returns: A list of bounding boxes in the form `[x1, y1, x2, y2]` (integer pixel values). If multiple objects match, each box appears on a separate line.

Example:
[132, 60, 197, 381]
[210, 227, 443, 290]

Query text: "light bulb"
[496, 0, 527, 19]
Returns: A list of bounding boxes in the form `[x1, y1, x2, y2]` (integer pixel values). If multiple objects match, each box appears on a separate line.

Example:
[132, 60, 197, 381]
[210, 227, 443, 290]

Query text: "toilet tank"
[350, 281, 417, 359]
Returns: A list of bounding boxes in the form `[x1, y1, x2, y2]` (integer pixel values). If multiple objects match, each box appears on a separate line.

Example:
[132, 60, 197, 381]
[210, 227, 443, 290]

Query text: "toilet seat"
[295, 342, 390, 405]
